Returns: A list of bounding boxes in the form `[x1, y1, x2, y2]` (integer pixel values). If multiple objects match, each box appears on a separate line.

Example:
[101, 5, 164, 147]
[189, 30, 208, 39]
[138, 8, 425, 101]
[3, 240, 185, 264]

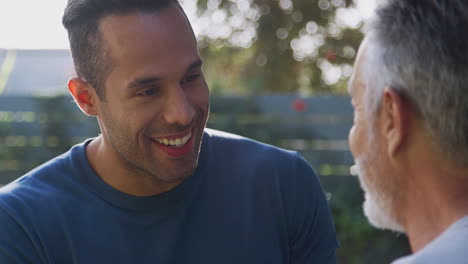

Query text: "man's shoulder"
[0, 142, 90, 264]
[392, 217, 468, 264]
[202, 128, 315, 182]
[0, 141, 88, 211]
[204, 128, 298, 160]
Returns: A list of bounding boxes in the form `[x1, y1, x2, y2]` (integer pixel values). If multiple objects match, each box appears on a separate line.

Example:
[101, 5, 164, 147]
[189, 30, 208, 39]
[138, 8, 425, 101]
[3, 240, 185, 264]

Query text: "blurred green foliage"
[183, 0, 363, 95]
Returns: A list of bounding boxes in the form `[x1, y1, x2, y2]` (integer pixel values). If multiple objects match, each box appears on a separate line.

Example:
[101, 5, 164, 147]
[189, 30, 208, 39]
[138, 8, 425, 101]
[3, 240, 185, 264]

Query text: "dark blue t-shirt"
[0, 129, 338, 263]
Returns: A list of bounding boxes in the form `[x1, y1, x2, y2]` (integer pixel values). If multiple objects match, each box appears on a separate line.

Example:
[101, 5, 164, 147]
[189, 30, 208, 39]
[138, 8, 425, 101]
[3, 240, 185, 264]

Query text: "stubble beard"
[100, 110, 205, 184]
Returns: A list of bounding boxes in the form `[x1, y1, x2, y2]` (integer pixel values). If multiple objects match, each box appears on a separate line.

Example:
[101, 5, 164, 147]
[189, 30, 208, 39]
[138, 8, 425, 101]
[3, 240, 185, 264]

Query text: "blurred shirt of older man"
[347, 0, 468, 263]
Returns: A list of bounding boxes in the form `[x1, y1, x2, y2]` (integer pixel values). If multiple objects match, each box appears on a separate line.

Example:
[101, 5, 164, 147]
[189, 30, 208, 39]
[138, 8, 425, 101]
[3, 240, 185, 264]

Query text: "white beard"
[351, 161, 405, 232]
[363, 188, 404, 232]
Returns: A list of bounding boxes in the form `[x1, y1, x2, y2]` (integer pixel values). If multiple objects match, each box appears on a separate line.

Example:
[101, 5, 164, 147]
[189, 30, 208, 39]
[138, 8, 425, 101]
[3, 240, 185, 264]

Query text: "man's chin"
[363, 193, 405, 233]
[150, 167, 193, 183]
[151, 160, 198, 183]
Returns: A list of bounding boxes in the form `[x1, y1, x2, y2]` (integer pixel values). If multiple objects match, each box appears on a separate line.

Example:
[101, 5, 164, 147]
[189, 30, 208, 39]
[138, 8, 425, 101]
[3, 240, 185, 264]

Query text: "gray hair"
[362, 0, 468, 168]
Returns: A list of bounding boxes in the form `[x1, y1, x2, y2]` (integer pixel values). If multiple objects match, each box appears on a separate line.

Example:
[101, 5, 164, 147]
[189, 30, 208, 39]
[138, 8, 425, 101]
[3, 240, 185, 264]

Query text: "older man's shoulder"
[392, 216, 468, 264]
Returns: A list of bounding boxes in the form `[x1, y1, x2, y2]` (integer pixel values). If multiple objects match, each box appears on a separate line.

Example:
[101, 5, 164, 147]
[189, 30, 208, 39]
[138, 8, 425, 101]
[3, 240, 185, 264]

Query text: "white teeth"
[154, 132, 192, 147]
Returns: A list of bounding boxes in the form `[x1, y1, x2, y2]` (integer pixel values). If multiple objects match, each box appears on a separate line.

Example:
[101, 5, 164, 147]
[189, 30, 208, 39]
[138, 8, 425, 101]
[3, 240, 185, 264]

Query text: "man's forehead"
[98, 7, 195, 53]
[349, 39, 370, 95]
[99, 10, 164, 33]
[97, 4, 185, 36]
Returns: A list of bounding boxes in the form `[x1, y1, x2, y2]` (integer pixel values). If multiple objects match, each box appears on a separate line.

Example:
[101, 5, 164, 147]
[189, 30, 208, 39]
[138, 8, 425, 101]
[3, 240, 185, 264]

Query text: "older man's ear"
[380, 87, 412, 159]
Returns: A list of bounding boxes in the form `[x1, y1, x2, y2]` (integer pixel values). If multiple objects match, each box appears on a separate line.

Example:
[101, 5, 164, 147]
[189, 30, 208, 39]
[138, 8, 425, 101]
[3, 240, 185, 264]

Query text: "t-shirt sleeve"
[286, 154, 339, 264]
[0, 200, 43, 263]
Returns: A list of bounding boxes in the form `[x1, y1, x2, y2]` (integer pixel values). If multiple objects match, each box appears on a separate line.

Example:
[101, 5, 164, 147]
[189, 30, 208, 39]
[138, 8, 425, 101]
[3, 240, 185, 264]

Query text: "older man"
[348, 0, 468, 263]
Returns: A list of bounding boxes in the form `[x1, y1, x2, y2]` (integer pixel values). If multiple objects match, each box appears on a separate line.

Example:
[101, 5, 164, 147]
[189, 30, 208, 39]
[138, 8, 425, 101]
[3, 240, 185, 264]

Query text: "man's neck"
[85, 136, 182, 197]
[401, 163, 468, 252]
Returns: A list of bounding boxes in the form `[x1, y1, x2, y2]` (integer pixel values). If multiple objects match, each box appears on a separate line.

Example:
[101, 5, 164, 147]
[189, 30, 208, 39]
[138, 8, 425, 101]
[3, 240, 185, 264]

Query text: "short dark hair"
[62, 0, 179, 98]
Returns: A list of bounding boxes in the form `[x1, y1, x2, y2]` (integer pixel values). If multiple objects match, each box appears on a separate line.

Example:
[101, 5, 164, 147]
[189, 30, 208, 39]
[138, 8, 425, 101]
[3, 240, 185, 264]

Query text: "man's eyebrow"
[187, 59, 203, 72]
[127, 77, 161, 89]
[127, 59, 203, 89]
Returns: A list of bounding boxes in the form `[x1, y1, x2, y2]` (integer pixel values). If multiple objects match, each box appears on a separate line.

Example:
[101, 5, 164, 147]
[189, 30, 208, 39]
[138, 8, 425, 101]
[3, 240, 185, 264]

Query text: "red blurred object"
[325, 50, 336, 62]
[292, 99, 307, 112]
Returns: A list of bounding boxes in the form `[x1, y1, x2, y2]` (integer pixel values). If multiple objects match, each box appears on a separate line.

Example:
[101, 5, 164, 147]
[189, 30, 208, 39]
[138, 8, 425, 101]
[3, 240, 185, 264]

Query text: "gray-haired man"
[348, 0, 468, 263]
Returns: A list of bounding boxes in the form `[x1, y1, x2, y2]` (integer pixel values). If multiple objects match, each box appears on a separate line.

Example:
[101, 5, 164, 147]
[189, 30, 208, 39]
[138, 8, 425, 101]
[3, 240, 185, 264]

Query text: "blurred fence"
[0, 95, 409, 263]
[0, 96, 98, 183]
[0, 95, 354, 184]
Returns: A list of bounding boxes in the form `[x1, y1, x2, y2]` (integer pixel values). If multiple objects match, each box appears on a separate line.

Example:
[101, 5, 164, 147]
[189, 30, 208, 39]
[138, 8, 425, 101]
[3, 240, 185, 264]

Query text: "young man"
[0, 0, 338, 263]
[348, 0, 468, 263]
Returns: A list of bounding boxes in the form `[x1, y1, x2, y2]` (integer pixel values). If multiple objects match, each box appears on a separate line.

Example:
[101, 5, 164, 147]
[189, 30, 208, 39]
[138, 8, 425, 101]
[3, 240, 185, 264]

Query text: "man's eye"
[137, 88, 156, 97]
[183, 74, 200, 84]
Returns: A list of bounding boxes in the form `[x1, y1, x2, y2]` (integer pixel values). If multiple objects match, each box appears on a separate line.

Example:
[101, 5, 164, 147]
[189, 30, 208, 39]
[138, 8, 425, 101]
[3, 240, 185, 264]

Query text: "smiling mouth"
[152, 132, 192, 148]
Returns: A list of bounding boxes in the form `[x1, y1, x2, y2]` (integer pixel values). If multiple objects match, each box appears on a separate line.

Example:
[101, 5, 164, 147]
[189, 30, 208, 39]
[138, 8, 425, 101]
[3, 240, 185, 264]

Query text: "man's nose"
[162, 86, 195, 126]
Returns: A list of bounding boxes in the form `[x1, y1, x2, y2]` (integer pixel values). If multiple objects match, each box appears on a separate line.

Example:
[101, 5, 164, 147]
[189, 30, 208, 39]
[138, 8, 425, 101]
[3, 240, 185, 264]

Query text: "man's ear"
[68, 77, 99, 116]
[379, 87, 410, 157]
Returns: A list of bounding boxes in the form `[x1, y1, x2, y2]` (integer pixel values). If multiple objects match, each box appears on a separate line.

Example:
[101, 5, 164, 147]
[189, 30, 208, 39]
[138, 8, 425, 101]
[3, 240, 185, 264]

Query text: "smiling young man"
[0, 0, 338, 263]
[71, 5, 210, 196]
[348, 0, 468, 263]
